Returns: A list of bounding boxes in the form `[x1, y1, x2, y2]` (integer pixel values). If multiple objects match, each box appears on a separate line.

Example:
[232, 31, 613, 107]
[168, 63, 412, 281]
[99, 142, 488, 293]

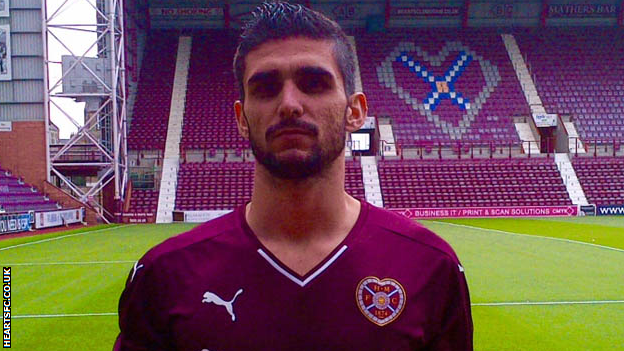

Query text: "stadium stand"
[126, 189, 159, 215]
[378, 158, 572, 208]
[124, 27, 624, 217]
[354, 28, 530, 147]
[125, 31, 179, 217]
[181, 30, 247, 151]
[515, 28, 624, 143]
[345, 159, 366, 200]
[174, 159, 365, 210]
[176, 162, 253, 211]
[0, 168, 60, 213]
[571, 156, 624, 206]
[127, 30, 179, 151]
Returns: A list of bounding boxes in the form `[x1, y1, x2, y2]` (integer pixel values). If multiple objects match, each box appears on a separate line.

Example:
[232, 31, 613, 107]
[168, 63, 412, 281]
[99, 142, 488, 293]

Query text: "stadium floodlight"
[42, 0, 127, 222]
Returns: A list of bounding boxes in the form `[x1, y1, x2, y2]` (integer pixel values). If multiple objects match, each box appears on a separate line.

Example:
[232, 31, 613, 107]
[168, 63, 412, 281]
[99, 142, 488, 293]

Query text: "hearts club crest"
[356, 276, 406, 326]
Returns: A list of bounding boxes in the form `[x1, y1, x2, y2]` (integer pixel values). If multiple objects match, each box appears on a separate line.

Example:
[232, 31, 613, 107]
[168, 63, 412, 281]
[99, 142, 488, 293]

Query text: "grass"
[0, 224, 121, 249]
[472, 304, 624, 350]
[420, 218, 624, 351]
[2, 218, 624, 350]
[429, 216, 624, 250]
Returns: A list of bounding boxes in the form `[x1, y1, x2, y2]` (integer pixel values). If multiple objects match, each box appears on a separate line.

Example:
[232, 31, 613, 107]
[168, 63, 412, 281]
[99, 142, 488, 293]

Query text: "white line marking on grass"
[473, 300, 624, 307]
[0, 225, 134, 251]
[5, 260, 135, 266]
[13, 312, 117, 319]
[430, 221, 624, 254]
[18, 299, 624, 318]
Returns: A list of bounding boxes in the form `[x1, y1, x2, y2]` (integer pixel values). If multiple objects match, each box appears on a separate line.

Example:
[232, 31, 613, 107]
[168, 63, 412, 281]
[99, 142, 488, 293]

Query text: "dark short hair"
[233, 1, 355, 101]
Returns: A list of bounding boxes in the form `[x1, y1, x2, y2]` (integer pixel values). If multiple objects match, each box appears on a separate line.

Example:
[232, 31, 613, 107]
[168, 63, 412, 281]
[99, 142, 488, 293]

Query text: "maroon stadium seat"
[378, 158, 572, 209]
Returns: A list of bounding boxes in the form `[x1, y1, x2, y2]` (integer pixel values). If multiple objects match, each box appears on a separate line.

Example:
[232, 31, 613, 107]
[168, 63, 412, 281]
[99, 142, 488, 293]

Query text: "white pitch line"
[16, 299, 624, 319]
[473, 300, 624, 307]
[13, 312, 117, 319]
[5, 260, 135, 266]
[0, 225, 134, 251]
[429, 221, 624, 254]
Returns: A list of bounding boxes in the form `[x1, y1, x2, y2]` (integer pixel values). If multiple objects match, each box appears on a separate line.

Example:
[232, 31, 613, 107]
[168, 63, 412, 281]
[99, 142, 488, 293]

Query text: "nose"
[277, 80, 304, 120]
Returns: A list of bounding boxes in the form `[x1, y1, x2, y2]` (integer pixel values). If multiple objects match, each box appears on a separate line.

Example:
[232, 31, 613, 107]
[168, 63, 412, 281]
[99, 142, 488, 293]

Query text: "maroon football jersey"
[114, 200, 473, 351]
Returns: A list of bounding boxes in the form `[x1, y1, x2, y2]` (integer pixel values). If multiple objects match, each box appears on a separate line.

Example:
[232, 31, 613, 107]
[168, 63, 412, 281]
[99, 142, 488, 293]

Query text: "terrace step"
[514, 122, 540, 155]
[555, 153, 588, 206]
[360, 156, 383, 207]
[157, 36, 192, 223]
[563, 121, 585, 154]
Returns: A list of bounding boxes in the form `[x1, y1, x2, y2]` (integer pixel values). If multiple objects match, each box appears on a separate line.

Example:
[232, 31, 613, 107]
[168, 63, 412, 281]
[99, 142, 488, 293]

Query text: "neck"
[246, 154, 361, 244]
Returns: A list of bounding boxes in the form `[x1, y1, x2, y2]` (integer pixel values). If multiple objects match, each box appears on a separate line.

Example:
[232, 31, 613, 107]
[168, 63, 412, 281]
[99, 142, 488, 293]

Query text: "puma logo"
[202, 289, 244, 322]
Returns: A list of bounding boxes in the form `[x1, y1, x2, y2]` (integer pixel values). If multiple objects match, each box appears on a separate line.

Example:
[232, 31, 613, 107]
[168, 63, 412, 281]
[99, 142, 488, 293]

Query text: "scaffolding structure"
[42, 0, 127, 222]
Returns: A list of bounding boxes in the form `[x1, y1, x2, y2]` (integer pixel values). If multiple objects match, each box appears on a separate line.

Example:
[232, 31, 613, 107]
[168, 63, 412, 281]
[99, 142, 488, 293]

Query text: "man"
[114, 2, 473, 350]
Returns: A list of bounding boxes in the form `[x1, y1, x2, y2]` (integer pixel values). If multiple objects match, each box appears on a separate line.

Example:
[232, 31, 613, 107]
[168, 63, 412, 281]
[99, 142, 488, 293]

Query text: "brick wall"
[0, 121, 47, 190]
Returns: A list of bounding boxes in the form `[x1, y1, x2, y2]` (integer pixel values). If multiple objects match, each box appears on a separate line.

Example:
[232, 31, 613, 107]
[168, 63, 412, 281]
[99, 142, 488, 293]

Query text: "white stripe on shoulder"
[130, 261, 144, 282]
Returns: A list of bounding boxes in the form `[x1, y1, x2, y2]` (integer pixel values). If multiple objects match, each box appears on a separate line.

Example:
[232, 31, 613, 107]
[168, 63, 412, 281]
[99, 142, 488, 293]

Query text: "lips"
[266, 120, 319, 142]
[272, 128, 314, 140]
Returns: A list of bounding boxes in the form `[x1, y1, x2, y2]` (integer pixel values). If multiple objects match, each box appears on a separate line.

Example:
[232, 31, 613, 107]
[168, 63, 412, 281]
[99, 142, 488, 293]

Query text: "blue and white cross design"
[396, 51, 473, 111]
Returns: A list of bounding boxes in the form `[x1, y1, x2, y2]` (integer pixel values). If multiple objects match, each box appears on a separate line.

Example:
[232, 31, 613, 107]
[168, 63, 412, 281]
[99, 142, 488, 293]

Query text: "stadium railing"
[571, 138, 623, 157]
[379, 140, 552, 160]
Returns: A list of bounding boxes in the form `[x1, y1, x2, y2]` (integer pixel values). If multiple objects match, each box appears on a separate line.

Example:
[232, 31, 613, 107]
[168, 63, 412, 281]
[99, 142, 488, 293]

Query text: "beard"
[246, 108, 347, 180]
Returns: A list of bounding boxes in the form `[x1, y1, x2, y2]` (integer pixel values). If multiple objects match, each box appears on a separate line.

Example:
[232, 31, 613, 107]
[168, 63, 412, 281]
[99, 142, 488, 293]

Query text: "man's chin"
[250, 138, 343, 180]
[273, 161, 321, 179]
[260, 150, 323, 180]
[273, 148, 312, 161]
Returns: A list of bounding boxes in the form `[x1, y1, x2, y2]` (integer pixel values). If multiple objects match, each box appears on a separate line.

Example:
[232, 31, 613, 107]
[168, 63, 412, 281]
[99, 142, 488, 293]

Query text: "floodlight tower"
[42, 0, 127, 222]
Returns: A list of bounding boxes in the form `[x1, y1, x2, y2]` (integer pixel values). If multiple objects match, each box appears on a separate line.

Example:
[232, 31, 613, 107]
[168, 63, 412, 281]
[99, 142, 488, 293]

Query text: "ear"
[345, 92, 368, 133]
[234, 100, 249, 139]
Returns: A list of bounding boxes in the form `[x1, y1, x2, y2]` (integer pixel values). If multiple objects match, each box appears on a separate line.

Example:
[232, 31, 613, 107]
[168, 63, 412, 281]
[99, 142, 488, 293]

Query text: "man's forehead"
[243, 37, 341, 82]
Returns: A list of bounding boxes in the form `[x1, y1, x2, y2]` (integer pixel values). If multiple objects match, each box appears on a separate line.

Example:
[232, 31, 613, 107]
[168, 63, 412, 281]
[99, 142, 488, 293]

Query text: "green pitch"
[2, 217, 623, 350]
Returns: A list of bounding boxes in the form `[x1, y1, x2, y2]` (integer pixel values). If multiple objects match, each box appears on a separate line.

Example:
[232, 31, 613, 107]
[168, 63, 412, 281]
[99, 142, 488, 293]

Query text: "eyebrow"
[247, 66, 335, 86]
[295, 66, 335, 80]
[247, 69, 279, 86]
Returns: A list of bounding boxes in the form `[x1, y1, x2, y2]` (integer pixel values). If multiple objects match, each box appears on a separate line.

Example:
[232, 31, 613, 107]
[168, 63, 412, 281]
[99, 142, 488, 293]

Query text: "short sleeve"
[425, 258, 474, 351]
[113, 260, 172, 351]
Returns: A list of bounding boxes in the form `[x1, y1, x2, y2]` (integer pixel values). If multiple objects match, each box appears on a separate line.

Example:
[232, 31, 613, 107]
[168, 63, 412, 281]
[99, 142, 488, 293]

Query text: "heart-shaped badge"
[356, 276, 406, 326]
[377, 41, 501, 140]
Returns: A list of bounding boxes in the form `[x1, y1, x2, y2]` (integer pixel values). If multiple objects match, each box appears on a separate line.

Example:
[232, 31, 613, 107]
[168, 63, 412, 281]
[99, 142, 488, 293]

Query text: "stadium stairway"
[502, 34, 544, 117]
[379, 121, 398, 157]
[514, 121, 540, 155]
[344, 36, 361, 158]
[562, 117, 585, 154]
[156, 36, 192, 223]
[345, 139, 352, 158]
[348, 36, 364, 96]
[554, 153, 588, 206]
[361, 156, 384, 207]
[502, 34, 544, 155]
